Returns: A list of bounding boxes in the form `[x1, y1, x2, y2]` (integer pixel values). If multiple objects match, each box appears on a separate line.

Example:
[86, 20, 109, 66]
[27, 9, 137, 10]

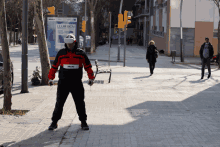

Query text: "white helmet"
[64, 34, 76, 44]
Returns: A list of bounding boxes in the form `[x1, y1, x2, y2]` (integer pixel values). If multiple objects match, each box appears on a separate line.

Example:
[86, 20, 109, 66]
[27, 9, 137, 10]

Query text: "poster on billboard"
[45, 15, 79, 61]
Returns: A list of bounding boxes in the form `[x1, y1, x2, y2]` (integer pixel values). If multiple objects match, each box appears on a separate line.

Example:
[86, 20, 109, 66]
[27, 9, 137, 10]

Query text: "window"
[58, 9, 63, 13]
[162, 7, 167, 33]
[150, 16, 153, 30]
[0, 54, 3, 62]
[156, 9, 159, 31]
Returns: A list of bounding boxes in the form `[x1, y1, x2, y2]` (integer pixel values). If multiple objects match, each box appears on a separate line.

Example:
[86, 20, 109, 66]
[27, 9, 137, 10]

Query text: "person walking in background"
[146, 40, 158, 76]
[130, 37, 133, 46]
[199, 37, 214, 79]
[110, 37, 112, 47]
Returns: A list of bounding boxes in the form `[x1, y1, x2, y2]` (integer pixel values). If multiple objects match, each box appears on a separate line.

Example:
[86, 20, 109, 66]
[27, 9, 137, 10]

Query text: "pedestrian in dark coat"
[199, 37, 214, 79]
[146, 40, 158, 76]
[130, 37, 133, 46]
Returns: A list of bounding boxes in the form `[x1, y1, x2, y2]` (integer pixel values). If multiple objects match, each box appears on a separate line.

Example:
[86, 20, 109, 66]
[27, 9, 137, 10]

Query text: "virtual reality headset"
[64, 34, 77, 43]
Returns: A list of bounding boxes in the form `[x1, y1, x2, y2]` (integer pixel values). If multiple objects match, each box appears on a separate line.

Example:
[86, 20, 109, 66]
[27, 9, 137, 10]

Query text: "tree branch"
[87, 0, 91, 6]
[213, 0, 219, 8]
[94, 0, 99, 9]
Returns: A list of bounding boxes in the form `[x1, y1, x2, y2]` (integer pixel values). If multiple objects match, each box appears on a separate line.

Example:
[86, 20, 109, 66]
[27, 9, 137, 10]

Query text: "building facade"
[134, 0, 219, 57]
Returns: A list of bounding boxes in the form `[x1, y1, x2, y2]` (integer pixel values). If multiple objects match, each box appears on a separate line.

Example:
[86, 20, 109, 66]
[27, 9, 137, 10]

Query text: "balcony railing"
[142, 8, 149, 14]
[135, 0, 145, 4]
[135, 8, 150, 17]
[213, 32, 218, 38]
[151, 30, 164, 38]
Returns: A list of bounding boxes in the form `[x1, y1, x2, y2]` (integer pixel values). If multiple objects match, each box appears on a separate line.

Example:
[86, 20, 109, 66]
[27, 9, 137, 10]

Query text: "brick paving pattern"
[0, 44, 220, 147]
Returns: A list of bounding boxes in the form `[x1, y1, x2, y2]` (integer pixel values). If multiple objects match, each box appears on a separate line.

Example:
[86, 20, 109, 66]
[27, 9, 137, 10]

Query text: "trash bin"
[171, 50, 176, 62]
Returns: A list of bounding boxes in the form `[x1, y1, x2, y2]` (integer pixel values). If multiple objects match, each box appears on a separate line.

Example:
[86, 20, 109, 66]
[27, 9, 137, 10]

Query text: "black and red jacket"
[48, 47, 95, 80]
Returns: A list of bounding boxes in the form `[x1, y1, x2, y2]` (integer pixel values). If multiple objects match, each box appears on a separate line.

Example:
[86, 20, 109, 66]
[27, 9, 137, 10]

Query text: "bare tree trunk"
[0, 0, 12, 111]
[13, 26, 15, 46]
[90, 10, 95, 53]
[9, 29, 12, 46]
[16, 30, 19, 45]
[34, 0, 51, 85]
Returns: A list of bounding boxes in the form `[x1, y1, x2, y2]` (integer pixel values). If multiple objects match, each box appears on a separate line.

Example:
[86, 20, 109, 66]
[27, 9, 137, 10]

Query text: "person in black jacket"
[146, 40, 158, 76]
[48, 34, 95, 131]
[130, 37, 133, 46]
[199, 37, 214, 79]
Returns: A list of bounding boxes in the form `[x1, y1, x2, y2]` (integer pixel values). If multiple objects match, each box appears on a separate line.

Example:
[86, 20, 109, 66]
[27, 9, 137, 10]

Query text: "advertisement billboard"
[45, 15, 79, 61]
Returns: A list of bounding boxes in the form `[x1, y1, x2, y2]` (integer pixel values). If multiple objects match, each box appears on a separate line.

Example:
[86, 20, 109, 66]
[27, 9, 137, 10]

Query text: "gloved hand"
[49, 80, 54, 86]
[88, 79, 94, 86]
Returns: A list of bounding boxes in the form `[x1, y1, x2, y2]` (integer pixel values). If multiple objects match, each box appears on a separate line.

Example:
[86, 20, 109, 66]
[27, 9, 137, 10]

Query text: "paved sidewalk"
[1, 44, 220, 147]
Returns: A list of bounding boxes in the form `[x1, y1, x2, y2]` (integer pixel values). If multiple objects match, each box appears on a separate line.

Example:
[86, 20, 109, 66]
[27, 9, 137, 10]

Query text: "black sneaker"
[48, 122, 58, 130]
[81, 121, 89, 130]
[208, 74, 211, 79]
[201, 76, 204, 79]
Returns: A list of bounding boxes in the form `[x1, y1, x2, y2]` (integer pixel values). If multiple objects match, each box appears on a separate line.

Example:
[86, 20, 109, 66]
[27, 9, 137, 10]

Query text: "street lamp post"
[124, 19, 127, 67]
[109, 12, 111, 66]
[118, 0, 123, 61]
[84, 0, 87, 52]
[21, 0, 29, 93]
[180, 0, 184, 62]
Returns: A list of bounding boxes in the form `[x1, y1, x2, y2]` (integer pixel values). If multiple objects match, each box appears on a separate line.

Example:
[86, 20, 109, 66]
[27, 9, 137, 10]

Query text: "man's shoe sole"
[81, 127, 89, 130]
[48, 127, 57, 130]
[48, 125, 57, 130]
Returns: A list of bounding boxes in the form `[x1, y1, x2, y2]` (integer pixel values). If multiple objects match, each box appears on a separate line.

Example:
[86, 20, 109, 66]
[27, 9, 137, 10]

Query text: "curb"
[171, 61, 218, 66]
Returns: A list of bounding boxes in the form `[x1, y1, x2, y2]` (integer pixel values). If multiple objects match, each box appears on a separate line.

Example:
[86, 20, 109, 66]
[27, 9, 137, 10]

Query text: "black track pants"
[201, 58, 211, 77]
[149, 62, 155, 74]
[51, 79, 87, 123]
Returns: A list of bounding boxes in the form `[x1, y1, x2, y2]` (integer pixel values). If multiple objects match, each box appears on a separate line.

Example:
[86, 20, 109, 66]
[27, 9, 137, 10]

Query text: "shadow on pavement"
[133, 75, 151, 79]
[189, 78, 208, 84]
[1, 82, 219, 146]
[1, 125, 77, 147]
[0, 81, 51, 98]
[0, 83, 219, 146]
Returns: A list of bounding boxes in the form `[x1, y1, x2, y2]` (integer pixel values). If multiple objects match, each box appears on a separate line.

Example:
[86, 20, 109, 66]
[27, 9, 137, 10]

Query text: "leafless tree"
[211, 0, 220, 68]
[33, 0, 51, 85]
[87, 0, 100, 53]
[0, 0, 12, 111]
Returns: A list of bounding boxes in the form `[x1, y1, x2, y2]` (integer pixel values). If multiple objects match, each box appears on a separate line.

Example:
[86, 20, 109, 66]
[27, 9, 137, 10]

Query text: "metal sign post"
[124, 20, 127, 67]
[180, 0, 184, 62]
[109, 12, 111, 66]
[84, 0, 87, 52]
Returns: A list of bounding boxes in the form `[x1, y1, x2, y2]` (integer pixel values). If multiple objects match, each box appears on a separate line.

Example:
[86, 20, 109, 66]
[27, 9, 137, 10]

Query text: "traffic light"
[118, 10, 132, 29]
[47, 6, 55, 15]
[82, 20, 86, 32]
[118, 14, 124, 29]
[127, 15, 131, 24]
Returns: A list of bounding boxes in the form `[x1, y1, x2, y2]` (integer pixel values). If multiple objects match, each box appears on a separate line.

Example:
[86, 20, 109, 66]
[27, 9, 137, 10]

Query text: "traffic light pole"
[180, 0, 184, 62]
[84, 0, 87, 52]
[109, 12, 111, 66]
[118, 0, 123, 61]
[124, 20, 127, 67]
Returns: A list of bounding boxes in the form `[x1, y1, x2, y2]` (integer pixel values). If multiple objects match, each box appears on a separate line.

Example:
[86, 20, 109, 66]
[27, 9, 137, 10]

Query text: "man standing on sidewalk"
[48, 34, 95, 131]
[199, 37, 214, 79]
